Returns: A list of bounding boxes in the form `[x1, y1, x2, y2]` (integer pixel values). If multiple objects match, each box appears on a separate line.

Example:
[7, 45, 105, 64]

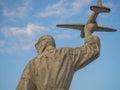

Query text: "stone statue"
[16, 0, 116, 90]
[16, 34, 100, 90]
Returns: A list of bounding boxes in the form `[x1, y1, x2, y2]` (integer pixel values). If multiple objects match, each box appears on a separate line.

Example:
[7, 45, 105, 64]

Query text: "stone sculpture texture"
[16, 34, 100, 90]
[16, 0, 116, 90]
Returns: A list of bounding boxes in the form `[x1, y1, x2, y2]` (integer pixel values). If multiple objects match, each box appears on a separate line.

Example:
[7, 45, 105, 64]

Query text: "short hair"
[35, 35, 55, 47]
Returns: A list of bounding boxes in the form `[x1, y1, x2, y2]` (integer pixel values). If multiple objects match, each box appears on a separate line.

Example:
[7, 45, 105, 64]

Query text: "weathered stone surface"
[16, 0, 117, 89]
[16, 35, 100, 90]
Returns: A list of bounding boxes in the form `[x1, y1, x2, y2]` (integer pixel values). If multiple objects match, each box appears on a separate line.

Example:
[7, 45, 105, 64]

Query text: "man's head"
[35, 35, 56, 54]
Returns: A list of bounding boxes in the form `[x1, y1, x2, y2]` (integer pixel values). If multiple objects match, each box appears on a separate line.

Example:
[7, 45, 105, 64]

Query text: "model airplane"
[56, 0, 116, 38]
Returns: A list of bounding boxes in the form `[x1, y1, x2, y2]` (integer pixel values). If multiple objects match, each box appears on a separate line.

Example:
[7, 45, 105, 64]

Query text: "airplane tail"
[90, 0, 110, 13]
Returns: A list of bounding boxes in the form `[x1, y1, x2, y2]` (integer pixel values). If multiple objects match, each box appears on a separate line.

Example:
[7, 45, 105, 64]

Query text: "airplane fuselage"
[56, 0, 116, 38]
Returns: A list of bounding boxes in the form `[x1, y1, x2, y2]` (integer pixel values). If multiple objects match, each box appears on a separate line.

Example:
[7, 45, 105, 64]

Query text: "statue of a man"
[16, 24, 100, 90]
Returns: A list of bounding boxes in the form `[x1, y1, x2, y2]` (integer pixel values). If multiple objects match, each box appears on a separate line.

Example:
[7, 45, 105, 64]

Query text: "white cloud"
[37, 0, 91, 18]
[2, 0, 32, 18]
[0, 24, 49, 53]
[1, 24, 48, 37]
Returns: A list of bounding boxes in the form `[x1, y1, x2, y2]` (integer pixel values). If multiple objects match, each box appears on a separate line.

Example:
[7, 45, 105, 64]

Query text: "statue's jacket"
[16, 36, 100, 90]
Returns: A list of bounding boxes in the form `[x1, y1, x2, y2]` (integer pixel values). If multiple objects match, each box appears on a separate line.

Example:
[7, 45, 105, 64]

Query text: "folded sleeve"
[73, 36, 100, 71]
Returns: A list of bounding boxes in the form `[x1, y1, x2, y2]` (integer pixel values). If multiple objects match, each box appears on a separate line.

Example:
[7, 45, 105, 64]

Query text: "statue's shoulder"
[27, 56, 38, 65]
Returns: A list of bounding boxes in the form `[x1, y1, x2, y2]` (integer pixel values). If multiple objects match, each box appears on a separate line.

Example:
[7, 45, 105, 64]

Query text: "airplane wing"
[56, 24, 85, 30]
[56, 24, 116, 38]
[95, 26, 117, 32]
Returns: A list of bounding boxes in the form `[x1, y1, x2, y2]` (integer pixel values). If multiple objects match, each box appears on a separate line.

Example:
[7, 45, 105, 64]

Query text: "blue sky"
[0, 0, 120, 90]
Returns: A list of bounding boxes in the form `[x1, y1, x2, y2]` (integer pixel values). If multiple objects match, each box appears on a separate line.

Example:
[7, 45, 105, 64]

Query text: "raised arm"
[73, 22, 100, 71]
